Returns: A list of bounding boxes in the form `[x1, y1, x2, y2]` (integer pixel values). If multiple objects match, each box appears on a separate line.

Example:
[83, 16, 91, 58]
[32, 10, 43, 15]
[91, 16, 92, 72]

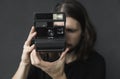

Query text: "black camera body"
[34, 13, 66, 52]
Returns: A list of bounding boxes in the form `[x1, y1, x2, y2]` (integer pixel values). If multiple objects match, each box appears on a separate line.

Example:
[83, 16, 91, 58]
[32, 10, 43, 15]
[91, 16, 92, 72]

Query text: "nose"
[65, 31, 70, 42]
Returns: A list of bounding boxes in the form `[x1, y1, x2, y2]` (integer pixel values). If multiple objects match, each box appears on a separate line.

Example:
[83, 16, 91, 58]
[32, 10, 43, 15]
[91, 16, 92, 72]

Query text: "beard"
[66, 43, 77, 54]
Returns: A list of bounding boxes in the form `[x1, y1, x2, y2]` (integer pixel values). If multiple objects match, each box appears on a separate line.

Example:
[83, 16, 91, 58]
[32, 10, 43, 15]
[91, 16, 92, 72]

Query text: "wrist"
[20, 61, 31, 67]
[52, 72, 67, 79]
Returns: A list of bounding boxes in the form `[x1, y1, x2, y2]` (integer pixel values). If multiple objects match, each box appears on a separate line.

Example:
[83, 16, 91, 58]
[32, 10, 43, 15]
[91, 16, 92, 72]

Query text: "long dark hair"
[53, 0, 97, 61]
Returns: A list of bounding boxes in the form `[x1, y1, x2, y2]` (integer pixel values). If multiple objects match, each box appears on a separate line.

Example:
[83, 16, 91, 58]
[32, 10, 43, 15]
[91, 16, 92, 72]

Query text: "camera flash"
[53, 14, 63, 20]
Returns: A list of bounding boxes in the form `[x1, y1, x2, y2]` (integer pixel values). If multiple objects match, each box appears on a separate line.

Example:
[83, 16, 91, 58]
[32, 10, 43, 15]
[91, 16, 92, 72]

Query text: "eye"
[66, 28, 77, 33]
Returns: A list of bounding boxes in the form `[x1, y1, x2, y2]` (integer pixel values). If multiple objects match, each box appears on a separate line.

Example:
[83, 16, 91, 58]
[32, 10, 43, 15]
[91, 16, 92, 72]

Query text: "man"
[12, 0, 106, 79]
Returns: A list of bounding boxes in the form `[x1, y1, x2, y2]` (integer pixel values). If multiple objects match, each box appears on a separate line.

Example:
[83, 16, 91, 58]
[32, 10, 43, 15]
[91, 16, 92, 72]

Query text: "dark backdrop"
[0, 0, 120, 79]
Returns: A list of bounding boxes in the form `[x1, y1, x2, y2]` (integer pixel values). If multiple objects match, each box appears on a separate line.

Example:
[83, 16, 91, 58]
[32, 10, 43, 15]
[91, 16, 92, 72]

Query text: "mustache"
[65, 43, 72, 47]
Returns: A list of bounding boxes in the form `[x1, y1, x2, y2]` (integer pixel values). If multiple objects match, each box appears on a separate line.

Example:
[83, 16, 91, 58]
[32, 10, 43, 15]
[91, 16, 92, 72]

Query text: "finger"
[23, 44, 35, 53]
[29, 26, 35, 35]
[27, 26, 36, 42]
[59, 48, 69, 60]
[30, 50, 35, 65]
[26, 31, 36, 45]
[24, 31, 36, 46]
[31, 50, 41, 66]
[24, 26, 36, 45]
[28, 26, 36, 38]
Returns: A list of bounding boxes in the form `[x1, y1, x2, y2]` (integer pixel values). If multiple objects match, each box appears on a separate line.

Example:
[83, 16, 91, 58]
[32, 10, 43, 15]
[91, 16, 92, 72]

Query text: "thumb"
[59, 48, 69, 60]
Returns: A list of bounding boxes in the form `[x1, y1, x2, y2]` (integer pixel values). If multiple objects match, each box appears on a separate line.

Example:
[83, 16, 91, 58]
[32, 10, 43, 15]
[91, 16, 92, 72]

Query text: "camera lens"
[48, 29, 54, 37]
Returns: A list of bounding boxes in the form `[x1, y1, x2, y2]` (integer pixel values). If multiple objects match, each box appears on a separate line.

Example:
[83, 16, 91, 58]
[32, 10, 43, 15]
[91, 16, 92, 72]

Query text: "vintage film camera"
[34, 13, 66, 52]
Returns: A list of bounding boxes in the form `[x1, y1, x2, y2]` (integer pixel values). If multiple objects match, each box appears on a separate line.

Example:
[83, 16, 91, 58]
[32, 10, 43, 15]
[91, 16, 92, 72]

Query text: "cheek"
[66, 32, 81, 46]
[72, 33, 81, 45]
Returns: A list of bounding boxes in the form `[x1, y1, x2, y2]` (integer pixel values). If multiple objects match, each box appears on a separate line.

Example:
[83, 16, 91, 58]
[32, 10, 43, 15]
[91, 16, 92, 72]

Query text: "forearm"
[12, 62, 30, 79]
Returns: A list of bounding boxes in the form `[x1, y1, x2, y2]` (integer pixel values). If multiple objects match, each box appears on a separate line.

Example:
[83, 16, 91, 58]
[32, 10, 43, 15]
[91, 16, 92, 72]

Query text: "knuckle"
[32, 61, 40, 66]
[23, 46, 32, 53]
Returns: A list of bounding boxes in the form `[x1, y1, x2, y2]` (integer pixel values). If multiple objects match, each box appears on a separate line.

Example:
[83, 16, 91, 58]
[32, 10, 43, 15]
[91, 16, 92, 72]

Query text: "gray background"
[0, 0, 120, 79]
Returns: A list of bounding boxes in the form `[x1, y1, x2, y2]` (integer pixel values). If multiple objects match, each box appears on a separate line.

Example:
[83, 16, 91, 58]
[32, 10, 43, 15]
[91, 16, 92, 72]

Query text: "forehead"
[54, 17, 81, 29]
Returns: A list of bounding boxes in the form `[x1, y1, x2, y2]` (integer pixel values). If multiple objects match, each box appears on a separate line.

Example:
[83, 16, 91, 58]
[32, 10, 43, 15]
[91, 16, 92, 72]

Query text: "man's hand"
[21, 26, 36, 65]
[30, 48, 69, 79]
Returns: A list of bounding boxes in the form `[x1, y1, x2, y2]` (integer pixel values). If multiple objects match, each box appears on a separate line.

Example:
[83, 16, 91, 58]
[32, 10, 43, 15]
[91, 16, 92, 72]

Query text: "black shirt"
[27, 51, 106, 79]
